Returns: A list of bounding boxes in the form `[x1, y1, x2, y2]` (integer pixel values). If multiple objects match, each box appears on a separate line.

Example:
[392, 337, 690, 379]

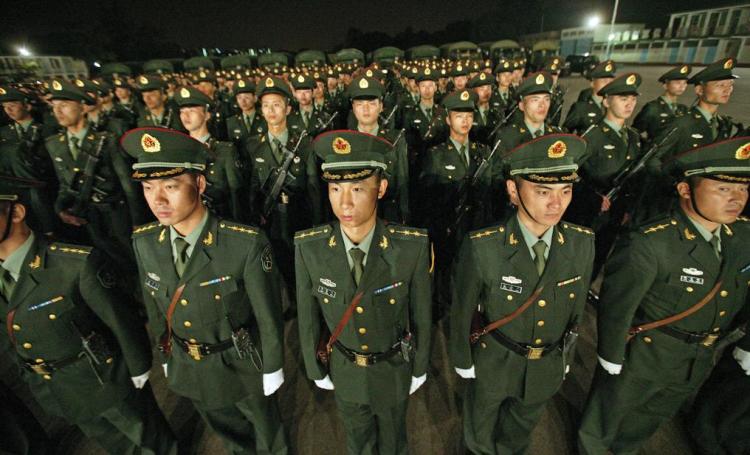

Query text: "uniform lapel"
[8, 236, 47, 310]
[505, 215, 540, 284]
[322, 222, 355, 300]
[152, 225, 180, 290]
[677, 211, 721, 281]
[179, 214, 217, 285]
[356, 221, 394, 293]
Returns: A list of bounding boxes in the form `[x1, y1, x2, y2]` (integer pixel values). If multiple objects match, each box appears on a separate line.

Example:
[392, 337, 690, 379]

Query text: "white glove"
[131, 370, 150, 389]
[162, 363, 168, 378]
[263, 369, 285, 396]
[409, 374, 426, 395]
[733, 347, 750, 375]
[314, 375, 335, 390]
[598, 356, 622, 375]
[455, 365, 476, 379]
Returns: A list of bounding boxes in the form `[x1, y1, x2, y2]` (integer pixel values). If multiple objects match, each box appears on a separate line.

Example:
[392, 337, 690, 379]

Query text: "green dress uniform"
[562, 61, 616, 135]
[295, 131, 432, 455]
[467, 72, 503, 146]
[227, 78, 267, 146]
[545, 57, 567, 127]
[190, 70, 231, 141]
[135, 75, 185, 132]
[632, 65, 692, 147]
[451, 134, 593, 455]
[288, 74, 335, 137]
[0, 216, 175, 454]
[122, 128, 288, 455]
[402, 68, 449, 176]
[577, 137, 750, 455]
[111, 78, 143, 129]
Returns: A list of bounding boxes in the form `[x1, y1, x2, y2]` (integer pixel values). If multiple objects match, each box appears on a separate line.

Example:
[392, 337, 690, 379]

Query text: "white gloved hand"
[263, 369, 285, 396]
[162, 363, 168, 378]
[131, 370, 150, 389]
[409, 374, 427, 395]
[733, 347, 750, 375]
[314, 375, 335, 390]
[455, 365, 476, 379]
[598, 356, 623, 375]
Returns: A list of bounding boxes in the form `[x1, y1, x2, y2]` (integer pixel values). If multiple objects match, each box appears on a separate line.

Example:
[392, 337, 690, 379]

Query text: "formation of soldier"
[0, 51, 748, 455]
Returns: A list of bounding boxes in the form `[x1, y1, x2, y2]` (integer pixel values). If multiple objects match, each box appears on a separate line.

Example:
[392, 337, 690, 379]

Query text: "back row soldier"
[632, 64, 692, 148]
[563, 60, 616, 135]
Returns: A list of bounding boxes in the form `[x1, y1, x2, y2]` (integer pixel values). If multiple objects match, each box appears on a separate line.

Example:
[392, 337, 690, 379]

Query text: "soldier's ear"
[377, 177, 388, 199]
[11, 203, 26, 224]
[602, 96, 610, 110]
[694, 84, 704, 97]
[285, 104, 292, 116]
[506, 179, 519, 204]
[676, 181, 691, 200]
[195, 174, 207, 195]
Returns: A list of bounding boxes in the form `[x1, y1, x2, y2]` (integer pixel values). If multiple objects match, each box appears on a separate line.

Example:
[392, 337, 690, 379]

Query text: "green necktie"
[174, 237, 190, 278]
[244, 115, 251, 130]
[349, 247, 365, 286]
[459, 144, 469, 167]
[302, 111, 309, 127]
[710, 116, 719, 140]
[709, 234, 721, 260]
[272, 138, 283, 164]
[69, 137, 80, 160]
[532, 240, 548, 276]
[620, 128, 629, 147]
[0, 268, 16, 300]
[533, 129, 542, 139]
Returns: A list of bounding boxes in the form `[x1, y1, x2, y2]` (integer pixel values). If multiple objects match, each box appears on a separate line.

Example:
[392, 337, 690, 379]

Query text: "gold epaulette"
[737, 216, 749, 222]
[294, 224, 333, 243]
[561, 222, 594, 235]
[386, 226, 429, 241]
[219, 221, 258, 236]
[642, 218, 677, 235]
[469, 225, 505, 240]
[48, 243, 92, 256]
[132, 222, 161, 236]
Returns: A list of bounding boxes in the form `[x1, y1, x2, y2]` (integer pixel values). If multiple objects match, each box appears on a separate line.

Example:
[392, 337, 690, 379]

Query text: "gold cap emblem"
[199, 71, 207, 78]
[0, 88, 5, 95]
[724, 59, 733, 70]
[456, 65, 462, 72]
[680, 65, 689, 74]
[359, 78, 369, 89]
[297, 75, 305, 83]
[141, 133, 161, 153]
[332, 137, 351, 155]
[75, 79, 85, 88]
[551, 63, 558, 71]
[626, 74, 637, 85]
[265, 77, 274, 88]
[425, 68, 431, 75]
[52, 80, 62, 91]
[548, 140, 567, 159]
[605, 63, 613, 72]
[535, 73, 545, 85]
[460, 90, 470, 101]
[503, 62, 510, 68]
[139, 76, 148, 84]
[479, 73, 486, 80]
[238, 80, 245, 88]
[365, 69, 373, 77]
[736, 143, 750, 160]
[180, 87, 190, 98]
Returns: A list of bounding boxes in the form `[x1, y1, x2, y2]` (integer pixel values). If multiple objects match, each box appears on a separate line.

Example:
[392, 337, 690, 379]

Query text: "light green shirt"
[686, 213, 722, 255]
[696, 106, 715, 124]
[341, 224, 376, 270]
[268, 129, 289, 149]
[196, 133, 211, 144]
[16, 119, 33, 133]
[67, 126, 89, 145]
[660, 95, 675, 112]
[169, 210, 209, 262]
[517, 214, 554, 261]
[603, 118, 623, 134]
[524, 121, 545, 138]
[449, 137, 470, 163]
[357, 124, 380, 135]
[2, 233, 35, 281]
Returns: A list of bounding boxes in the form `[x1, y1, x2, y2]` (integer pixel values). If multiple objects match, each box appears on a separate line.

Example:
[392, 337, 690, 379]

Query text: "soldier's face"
[114, 87, 131, 101]
[236, 93, 256, 112]
[294, 89, 313, 106]
[260, 94, 290, 127]
[512, 69, 524, 83]
[453, 76, 468, 90]
[327, 78, 338, 91]
[519, 94, 551, 125]
[696, 79, 734, 105]
[196, 82, 216, 99]
[2, 101, 31, 121]
[418, 81, 436, 101]
[142, 173, 206, 226]
[474, 85, 492, 103]
[507, 179, 572, 230]
[142, 90, 165, 110]
[179, 106, 209, 132]
[329, 175, 387, 229]
[446, 111, 473, 136]
[592, 77, 613, 95]
[52, 100, 85, 127]
[407, 79, 418, 92]
[603, 94, 637, 121]
[497, 72, 513, 88]
[352, 98, 382, 127]
[678, 178, 748, 225]
[664, 80, 687, 97]
[314, 81, 325, 98]
[340, 74, 352, 86]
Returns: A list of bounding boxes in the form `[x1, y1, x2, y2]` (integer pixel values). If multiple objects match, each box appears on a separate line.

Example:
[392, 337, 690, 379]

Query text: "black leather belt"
[24, 352, 85, 375]
[334, 341, 400, 367]
[656, 326, 720, 347]
[173, 334, 234, 361]
[488, 330, 561, 360]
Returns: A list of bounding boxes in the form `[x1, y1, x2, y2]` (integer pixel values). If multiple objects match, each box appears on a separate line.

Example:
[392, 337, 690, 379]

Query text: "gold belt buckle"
[354, 353, 369, 367]
[526, 347, 544, 360]
[30, 364, 49, 375]
[187, 342, 202, 361]
[280, 192, 289, 204]
[702, 334, 719, 347]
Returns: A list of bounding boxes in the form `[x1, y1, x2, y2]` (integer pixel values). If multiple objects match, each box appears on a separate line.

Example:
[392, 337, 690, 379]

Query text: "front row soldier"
[122, 127, 288, 454]
[295, 131, 432, 455]
[0, 177, 177, 454]
[578, 137, 750, 454]
[451, 134, 594, 454]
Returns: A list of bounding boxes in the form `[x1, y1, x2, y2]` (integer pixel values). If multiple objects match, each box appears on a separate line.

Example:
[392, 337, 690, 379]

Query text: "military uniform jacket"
[288, 108, 332, 137]
[451, 216, 594, 403]
[375, 127, 410, 224]
[203, 137, 248, 223]
[653, 106, 734, 164]
[580, 123, 642, 192]
[88, 113, 127, 138]
[227, 112, 266, 146]
[403, 104, 448, 158]
[562, 98, 605, 135]
[632, 97, 688, 144]
[0, 237, 151, 421]
[491, 122, 563, 188]
[470, 106, 504, 146]
[597, 211, 750, 385]
[132, 215, 284, 409]
[294, 220, 432, 407]
[112, 100, 143, 129]
[136, 108, 184, 132]
[0, 122, 56, 183]
[548, 84, 566, 126]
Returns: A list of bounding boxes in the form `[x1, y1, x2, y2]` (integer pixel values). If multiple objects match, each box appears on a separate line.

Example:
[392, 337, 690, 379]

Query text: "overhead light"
[586, 16, 601, 29]
[17, 46, 32, 57]
[93, 62, 101, 68]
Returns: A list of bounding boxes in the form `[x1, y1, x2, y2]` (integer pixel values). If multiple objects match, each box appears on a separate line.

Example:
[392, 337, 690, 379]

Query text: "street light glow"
[586, 16, 601, 28]
[17, 46, 32, 57]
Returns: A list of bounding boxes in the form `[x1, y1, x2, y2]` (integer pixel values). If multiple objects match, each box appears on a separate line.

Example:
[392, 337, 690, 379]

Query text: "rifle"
[602, 127, 677, 203]
[261, 131, 309, 219]
[382, 104, 399, 126]
[391, 128, 406, 148]
[550, 86, 567, 127]
[447, 139, 502, 235]
[68, 135, 106, 217]
[314, 111, 339, 132]
[488, 104, 519, 139]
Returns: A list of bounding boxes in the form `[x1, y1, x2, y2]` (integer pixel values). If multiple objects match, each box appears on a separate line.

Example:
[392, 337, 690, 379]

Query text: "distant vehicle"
[0, 55, 88, 81]
[565, 54, 599, 77]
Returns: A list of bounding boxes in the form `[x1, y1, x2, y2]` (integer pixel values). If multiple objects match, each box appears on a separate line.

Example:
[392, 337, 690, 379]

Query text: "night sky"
[1, 0, 729, 60]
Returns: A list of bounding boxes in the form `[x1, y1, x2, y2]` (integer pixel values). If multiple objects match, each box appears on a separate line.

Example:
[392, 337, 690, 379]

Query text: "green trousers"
[334, 394, 409, 455]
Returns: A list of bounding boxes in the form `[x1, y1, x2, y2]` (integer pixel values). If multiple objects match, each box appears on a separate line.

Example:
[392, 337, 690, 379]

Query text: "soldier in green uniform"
[348, 75, 410, 224]
[632, 64, 691, 147]
[577, 136, 750, 455]
[490, 59, 518, 119]
[111, 78, 142, 129]
[136, 75, 184, 131]
[449, 62, 470, 93]
[451, 133, 594, 455]
[226, 78, 266, 147]
[288, 73, 334, 137]
[245, 76, 321, 297]
[191, 70, 231, 141]
[295, 130, 432, 455]
[78, 79, 128, 138]
[467, 72, 502, 146]
[45, 80, 145, 272]
[0, 177, 176, 454]
[544, 56, 567, 127]
[174, 86, 248, 223]
[123, 127, 288, 455]
[563, 60, 616, 134]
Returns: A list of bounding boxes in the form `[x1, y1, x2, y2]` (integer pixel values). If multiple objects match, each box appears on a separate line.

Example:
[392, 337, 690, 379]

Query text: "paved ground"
[3, 63, 743, 454]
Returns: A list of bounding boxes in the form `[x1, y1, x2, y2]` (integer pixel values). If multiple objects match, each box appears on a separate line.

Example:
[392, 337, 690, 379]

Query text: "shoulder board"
[48, 133, 65, 144]
[132, 222, 161, 236]
[736, 216, 749, 223]
[640, 216, 678, 235]
[469, 224, 506, 241]
[561, 222, 594, 236]
[218, 221, 258, 236]
[294, 224, 333, 243]
[48, 242, 92, 256]
[385, 225, 429, 241]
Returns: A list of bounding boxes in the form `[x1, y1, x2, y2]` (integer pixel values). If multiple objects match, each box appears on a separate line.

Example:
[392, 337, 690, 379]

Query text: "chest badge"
[320, 278, 336, 288]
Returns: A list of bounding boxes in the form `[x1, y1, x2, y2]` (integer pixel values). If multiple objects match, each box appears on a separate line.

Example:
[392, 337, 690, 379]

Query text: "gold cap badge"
[75, 79, 85, 88]
[141, 133, 161, 153]
[297, 75, 305, 83]
[425, 68, 431, 75]
[460, 90, 470, 101]
[626, 74, 636, 85]
[605, 63, 613, 72]
[199, 71, 207, 78]
[535, 73, 545, 84]
[680, 65, 688, 74]
[265, 77, 274, 88]
[238, 80, 245, 88]
[359, 78, 369, 89]
[52, 80, 62, 91]
[180, 87, 190, 98]
[0, 88, 5, 95]
[139, 76, 148, 84]
[479, 73, 486, 80]
[548, 140, 567, 158]
[332, 137, 351, 155]
[736, 143, 750, 160]
[724, 59, 733, 70]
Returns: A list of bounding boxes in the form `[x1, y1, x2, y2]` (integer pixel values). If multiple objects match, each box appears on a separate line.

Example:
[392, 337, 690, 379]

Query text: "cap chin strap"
[0, 203, 15, 244]
[516, 181, 543, 226]
[688, 180, 720, 225]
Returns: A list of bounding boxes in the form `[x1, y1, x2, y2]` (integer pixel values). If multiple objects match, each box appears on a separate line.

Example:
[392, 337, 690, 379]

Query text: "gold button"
[35, 358, 44, 364]
[720, 290, 728, 297]
[73, 167, 80, 172]
[214, 294, 221, 300]
[358, 328, 367, 335]
[106, 357, 113, 364]
[719, 310, 727, 317]
[389, 298, 396, 305]
[361, 345, 369, 351]
[22, 342, 32, 349]
[48, 314, 57, 320]
[534, 338, 543, 345]
[643, 336, 652, 343]
[12, 324, 20, 331]
[323, 297, 329, 304]
[670, 220, 677, 225]
[189, 338, 197, 343]
[183, 321, 192, 328]
[150, 291, 155, 296]
[180, 298, 188, 306]
[506, 295, 513, 301]
[568, 293, 575, 299]
[43, 374, 51, 380]
[538, 299, 546, 306]
[356, 307, 364, 314]
[537, 320, 545, 327]
[713, 327, 720, 333]
[480, 342, 487, 349]
[686, 287, 694, 293]
[50, 245, 57, 251]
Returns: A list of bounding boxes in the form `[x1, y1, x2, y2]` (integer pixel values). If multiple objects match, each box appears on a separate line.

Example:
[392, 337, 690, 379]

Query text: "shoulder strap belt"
[470, 287, 544, 345]
[160, 284, 187, 355]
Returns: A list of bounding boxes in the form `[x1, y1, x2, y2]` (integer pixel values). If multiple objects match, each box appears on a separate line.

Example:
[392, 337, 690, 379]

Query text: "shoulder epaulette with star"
[218, 221, 258, 237]
[385, 225, 429, 242]
[132, 222, 161, 237]
[47, 132, 66, 145]
[48, 242, 92, 257]
[294, 224, 333, 244]
[561, 222, 594, 236]
[469, 224, 506, 241]
[737, 216, 749, 222]
[640, 216, 678, 235]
